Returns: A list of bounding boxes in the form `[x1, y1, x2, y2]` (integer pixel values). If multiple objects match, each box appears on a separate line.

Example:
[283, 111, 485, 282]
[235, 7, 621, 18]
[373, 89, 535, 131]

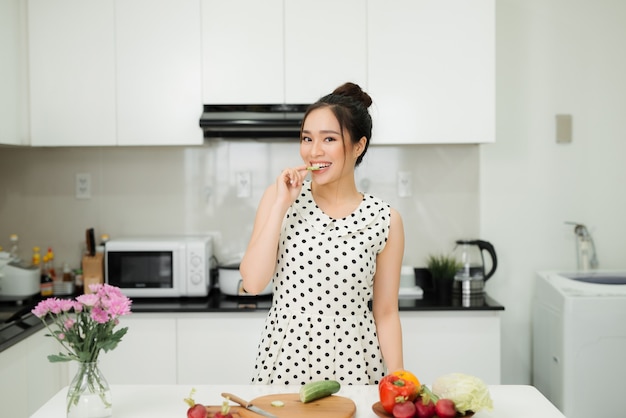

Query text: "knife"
[221, 393, 279, 418]
[86, 228, 96, 256]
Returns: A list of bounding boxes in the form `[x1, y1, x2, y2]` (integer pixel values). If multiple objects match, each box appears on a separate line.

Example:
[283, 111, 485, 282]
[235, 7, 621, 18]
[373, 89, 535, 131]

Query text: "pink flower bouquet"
[32, 283, 132, 363]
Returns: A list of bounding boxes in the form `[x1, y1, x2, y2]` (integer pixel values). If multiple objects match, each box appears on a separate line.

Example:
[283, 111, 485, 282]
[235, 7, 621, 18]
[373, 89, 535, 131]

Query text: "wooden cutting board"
[206, 393, 356, 418]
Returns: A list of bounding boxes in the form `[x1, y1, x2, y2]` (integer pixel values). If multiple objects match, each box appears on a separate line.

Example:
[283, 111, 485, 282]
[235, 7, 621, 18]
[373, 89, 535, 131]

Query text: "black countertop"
[0, 286, 503, 354]
[127, 289, 504, 313]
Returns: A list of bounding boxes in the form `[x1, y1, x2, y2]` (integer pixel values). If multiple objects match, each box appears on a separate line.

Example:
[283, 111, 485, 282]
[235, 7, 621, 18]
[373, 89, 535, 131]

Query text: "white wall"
[482, 0, 626, 384]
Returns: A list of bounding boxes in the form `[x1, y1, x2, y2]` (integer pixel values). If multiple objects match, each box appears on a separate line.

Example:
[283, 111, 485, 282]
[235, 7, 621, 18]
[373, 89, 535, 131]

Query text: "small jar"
[63, 263, 73, 282]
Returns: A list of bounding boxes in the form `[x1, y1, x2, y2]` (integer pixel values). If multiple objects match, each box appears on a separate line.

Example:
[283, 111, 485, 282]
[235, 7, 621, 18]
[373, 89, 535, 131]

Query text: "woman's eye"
[324, 136, 336, 142]
[301, 136, 312, 142]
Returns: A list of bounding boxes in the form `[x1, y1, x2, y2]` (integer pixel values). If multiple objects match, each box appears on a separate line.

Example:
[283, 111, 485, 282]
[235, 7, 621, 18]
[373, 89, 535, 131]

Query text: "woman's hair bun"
[332, 82, 372, 109]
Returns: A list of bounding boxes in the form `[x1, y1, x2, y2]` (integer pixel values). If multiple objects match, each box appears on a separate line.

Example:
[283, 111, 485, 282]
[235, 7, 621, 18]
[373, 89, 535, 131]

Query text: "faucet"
[565, 222, 599, 271]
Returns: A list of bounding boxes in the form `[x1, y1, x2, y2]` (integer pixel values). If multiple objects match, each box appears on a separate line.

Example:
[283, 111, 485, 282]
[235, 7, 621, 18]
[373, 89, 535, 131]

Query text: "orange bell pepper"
[378, 374, 418, 414]
[391, 370, 421, 393]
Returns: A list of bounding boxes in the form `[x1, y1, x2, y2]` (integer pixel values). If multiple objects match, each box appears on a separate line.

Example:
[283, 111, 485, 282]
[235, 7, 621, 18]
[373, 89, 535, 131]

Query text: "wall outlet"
[75, 173, 91, 199]
[397, 171, 412, 197]
[236, 171, 252, 198]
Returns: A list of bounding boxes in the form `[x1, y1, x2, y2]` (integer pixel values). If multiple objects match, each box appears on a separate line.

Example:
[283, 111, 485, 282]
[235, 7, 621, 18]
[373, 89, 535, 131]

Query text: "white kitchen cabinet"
[95, 314, 178, 384]
[115, 0, 203, 146]
[177, 313, 266, 384]
[401, 311, 501, 384]
[202, 0, 367, 105]
[78, 312, 265, 385]
[28, 0, 203, 146]
[284, 0, 367, 103]
[0, 328, 67, 417]
[33, 309, 497, 388]
[28, 0, 117, 146]
[201, 0, 284, 104]
[367, 0, 495, 144]
[0, 0, 28, 146]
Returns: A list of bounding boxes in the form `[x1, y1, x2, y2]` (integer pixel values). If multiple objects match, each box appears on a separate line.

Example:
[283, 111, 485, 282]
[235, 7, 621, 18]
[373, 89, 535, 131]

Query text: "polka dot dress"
[251, 180, 391, 385]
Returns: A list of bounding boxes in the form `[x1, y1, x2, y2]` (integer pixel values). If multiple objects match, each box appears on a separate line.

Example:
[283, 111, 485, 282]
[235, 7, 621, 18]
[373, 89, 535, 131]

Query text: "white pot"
[0, 263, 40, 300]
[218, 264, 272, 296]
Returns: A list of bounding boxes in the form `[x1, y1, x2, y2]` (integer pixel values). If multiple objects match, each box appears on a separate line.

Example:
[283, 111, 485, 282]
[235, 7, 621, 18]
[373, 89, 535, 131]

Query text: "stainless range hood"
[200, 104, 308, 140]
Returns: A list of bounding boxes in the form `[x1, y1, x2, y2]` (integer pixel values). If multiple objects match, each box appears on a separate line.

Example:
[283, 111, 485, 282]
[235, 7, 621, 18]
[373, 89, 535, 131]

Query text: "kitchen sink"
[561, 271, 626, 285]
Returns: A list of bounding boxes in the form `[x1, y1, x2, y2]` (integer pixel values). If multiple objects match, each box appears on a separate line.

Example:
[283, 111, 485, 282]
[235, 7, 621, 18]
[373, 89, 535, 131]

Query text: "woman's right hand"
[275, 165, 308, 207]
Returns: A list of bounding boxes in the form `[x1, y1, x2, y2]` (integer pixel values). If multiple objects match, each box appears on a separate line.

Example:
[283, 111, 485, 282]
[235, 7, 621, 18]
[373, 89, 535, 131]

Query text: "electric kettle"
[452, 239, 498, 296]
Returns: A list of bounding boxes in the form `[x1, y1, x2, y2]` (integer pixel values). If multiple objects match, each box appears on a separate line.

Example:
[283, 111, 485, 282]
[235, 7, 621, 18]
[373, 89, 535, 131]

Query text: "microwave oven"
[105, 236, 213, 298]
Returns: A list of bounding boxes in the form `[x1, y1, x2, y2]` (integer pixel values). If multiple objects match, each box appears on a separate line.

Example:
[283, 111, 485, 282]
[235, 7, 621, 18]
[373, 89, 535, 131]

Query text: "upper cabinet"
[201, 0, 284, 104]
[25, 0, 494, 146]
[283, 0, 367, 104]
[115, 0, 203, 146]
[201, 0, 367, 105]
[28, 0, 203, 146]
[202, 0, 493, 143]
[367, 0, 495, 144]
[0, 0, 29, 146]
[28, 0, 117, 146]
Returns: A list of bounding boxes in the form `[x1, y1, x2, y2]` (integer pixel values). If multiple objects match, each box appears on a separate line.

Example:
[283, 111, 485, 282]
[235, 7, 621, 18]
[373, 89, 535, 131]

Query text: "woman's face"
[300, 107, 358, 183]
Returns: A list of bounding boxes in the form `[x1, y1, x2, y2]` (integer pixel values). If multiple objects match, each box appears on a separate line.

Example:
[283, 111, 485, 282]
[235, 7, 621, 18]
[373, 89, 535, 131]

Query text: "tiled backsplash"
[0, 142, 479, 270]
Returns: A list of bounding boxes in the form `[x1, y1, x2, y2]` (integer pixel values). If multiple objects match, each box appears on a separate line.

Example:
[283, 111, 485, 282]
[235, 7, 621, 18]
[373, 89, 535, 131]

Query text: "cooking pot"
[218, 262, 272, 296]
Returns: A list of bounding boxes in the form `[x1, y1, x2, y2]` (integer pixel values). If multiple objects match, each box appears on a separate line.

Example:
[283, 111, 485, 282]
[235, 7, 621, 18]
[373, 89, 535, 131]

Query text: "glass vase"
[66, 362, 112, 418]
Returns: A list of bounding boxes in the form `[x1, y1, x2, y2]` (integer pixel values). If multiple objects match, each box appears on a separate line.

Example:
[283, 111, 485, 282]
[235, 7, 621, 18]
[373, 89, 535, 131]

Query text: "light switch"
[556, 114, 572, 143]
[236, 171, 252, 198]
[397, 171, 412, 197]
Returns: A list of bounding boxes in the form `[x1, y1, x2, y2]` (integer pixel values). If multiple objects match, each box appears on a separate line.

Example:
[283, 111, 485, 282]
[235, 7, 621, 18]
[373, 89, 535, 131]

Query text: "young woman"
[240, 82, 405, 385]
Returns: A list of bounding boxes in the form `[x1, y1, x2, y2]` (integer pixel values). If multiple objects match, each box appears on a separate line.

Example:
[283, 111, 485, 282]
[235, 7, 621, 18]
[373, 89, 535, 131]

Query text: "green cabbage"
[431, 373, 494, 414]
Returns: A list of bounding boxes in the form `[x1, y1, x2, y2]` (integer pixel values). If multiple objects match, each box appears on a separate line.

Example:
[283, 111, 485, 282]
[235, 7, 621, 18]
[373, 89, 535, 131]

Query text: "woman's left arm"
[372, 207, 405, 374]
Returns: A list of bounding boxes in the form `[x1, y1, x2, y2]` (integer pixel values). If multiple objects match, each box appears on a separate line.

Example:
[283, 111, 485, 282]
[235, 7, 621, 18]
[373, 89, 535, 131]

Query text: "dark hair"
[302, 82, 373, 166]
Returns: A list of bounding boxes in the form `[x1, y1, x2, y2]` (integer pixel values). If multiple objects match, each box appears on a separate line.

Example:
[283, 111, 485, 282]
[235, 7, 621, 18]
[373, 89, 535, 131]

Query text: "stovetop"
[0, 295, 47, 352]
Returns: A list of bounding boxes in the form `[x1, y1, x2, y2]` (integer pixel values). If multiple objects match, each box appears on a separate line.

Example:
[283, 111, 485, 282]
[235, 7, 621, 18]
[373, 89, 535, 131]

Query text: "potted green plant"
[426, 254, 462, 301]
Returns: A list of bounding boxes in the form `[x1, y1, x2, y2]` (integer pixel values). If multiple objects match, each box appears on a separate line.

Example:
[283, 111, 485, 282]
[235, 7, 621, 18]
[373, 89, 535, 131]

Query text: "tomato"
[378, 374, 418, 414]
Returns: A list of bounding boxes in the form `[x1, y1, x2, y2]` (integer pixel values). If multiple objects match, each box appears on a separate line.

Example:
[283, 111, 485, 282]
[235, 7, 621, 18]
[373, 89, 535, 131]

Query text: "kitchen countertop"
[127, 288, 504, 313]
[1, 287, 503, 354]
[30, 384, 564, 418]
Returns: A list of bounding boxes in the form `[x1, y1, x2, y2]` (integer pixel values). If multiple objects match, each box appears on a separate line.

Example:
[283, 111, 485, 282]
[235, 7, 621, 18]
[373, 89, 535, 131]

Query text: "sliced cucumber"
[299, 380, 341, 403]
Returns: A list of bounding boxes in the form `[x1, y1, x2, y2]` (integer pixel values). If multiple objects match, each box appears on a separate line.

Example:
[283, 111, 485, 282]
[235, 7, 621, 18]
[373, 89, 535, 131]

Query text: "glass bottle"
[32, 246, 41, 268]
[74, 268, 84, 295]
[45, 247, 57, 281]
[9, 234, 21, 264]
[62, 262, 73, 282]
[39, 253, 54, 297]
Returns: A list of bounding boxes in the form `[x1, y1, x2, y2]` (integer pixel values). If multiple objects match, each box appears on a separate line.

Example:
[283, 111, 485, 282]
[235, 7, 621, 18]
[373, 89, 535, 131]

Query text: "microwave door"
[106, 251, 176, 296]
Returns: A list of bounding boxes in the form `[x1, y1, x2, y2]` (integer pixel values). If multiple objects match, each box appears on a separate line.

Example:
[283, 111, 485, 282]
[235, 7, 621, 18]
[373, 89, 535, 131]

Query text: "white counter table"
[31, 384, 564, 418]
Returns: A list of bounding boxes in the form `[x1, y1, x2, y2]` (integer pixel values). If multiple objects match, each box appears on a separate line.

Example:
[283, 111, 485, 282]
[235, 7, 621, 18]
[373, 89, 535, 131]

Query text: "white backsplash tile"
[0, 142, 479, 269]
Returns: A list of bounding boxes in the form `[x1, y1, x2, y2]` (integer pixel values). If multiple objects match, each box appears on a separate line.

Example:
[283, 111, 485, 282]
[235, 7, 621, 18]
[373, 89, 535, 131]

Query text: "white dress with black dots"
[251, 180, 391, 385]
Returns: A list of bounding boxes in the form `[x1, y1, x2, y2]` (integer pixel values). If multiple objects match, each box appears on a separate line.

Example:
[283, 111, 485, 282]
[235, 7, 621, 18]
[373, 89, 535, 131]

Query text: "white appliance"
[105, 236, 213, 298]
[0, 252, 40, 301]
[218, 261, 272, 296]
[533, 270, 626, 418]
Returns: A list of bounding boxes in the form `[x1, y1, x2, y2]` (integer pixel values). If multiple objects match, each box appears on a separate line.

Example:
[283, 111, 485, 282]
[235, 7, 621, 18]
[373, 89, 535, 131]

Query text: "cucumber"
[299, 380, 341, 403]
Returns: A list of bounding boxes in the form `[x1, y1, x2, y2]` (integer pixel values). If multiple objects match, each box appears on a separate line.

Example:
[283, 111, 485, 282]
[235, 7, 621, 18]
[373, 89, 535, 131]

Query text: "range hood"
[200, 104, 308, 140]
